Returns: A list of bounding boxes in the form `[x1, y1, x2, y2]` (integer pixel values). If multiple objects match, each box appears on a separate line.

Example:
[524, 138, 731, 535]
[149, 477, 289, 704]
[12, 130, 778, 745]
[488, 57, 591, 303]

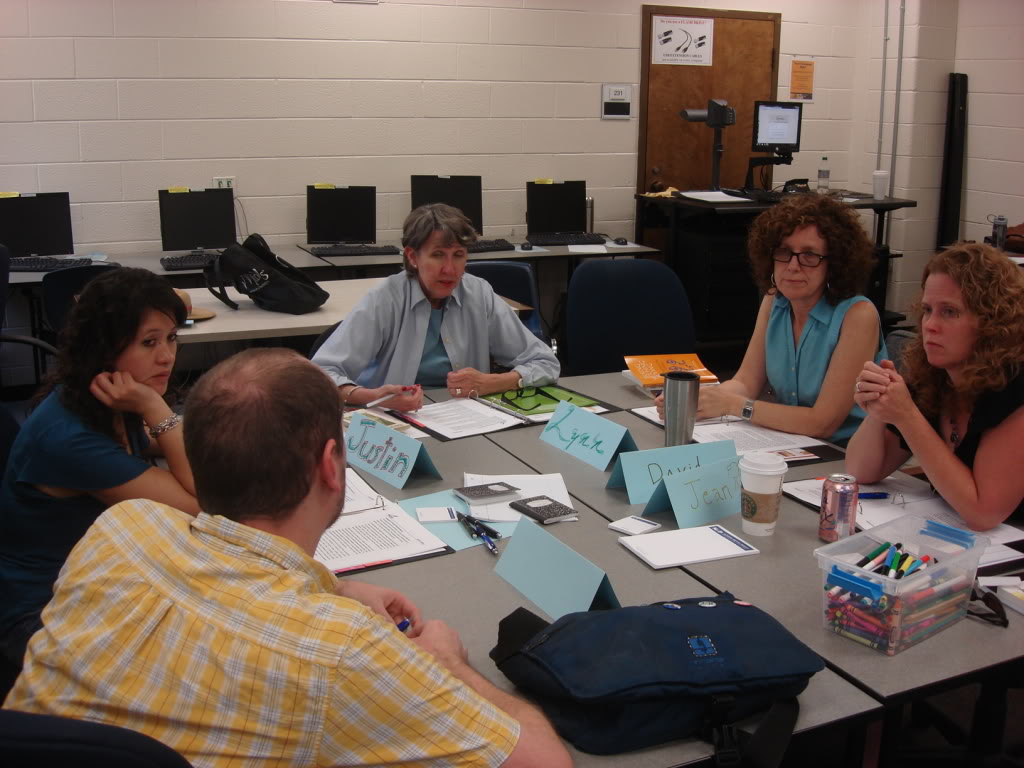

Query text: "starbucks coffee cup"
[739, 451, 788, 536]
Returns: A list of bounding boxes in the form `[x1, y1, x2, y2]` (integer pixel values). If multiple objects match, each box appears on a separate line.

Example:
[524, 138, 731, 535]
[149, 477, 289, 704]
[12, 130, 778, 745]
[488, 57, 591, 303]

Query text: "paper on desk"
[314, 505, 446, 572]
[343, 468, 386, 514]
[396, 490, 519, 551]
[632, 407, 742, 427]
[567, 245, 608, 254]
[463, 472, 575, 522]
[344, 407, 427, 439]
[692, 421, 824, 453]
[677, 190, 753, 202]
[783, 474, 1024, 565]
[410, 398, 525, 438]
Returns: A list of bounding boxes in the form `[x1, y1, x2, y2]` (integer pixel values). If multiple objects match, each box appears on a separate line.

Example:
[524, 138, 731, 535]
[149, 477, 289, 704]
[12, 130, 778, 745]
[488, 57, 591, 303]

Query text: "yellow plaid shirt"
[4, 499, 519, 767]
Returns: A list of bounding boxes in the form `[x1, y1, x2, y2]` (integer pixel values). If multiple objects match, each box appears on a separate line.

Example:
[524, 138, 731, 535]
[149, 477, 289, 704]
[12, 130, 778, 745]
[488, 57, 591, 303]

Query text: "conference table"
[342, 373, 1021, 767]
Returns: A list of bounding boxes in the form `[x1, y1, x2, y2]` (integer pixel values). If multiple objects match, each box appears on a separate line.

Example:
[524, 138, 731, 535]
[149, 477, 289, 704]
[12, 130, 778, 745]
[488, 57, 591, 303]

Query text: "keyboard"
[310, 244, 401, 257]
[467, 238, 516, 254]
[525, 232, 606, 246]
[9, 257, 97, 272]
[160, 252, 217, 271]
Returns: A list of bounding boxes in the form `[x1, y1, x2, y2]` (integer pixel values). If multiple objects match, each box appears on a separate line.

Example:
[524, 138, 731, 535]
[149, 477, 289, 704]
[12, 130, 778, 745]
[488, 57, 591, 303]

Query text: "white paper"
[620, 525, 759, 569]
[315, 505, 446, 572]
[416, 506, 460, 523]
[462, 472, 574, 523]
[783, 474, 1024, 565]
[343, 468, 385, 515]
[567, 245, 608, 254]
[410, 398, 525, 438]
[691, 421, 824, 453]
[676, 191, 752, 202]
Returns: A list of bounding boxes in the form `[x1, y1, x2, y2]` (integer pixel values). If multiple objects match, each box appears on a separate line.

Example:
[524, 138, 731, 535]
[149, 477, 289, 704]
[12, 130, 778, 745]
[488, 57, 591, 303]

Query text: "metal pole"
[876, 0, 889, 170]
[888, 0, 906, 210]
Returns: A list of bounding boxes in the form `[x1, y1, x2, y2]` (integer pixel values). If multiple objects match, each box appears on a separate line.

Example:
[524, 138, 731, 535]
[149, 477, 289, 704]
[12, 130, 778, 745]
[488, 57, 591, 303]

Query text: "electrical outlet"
[213, 176, 235, 190]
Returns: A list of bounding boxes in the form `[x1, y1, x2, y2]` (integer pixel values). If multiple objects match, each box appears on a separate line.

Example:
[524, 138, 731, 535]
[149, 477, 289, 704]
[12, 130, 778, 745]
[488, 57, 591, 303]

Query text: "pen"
[478, 531, 500, 556]
[396, 618, 411, 633]
[465, 514, 502, 540]
[456, 512, 479, 538]
[366, 385, 419, 409]
[858, 492, 889, 499]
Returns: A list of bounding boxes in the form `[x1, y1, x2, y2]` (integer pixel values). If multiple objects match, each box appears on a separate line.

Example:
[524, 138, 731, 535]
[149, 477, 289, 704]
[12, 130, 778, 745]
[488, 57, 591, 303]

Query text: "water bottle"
[992, 215, 1008, 250]
[816, 156, 830, 194]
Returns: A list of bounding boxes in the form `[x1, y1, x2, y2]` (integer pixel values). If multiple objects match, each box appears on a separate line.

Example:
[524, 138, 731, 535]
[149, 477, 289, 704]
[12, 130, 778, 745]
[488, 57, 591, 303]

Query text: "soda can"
[992, 215, 1008, 250]
[819, 473, 859, 542]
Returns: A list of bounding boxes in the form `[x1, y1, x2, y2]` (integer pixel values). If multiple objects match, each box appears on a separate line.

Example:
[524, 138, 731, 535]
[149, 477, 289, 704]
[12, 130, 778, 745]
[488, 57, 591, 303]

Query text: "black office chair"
[885, 328, 916, 374]
[0, 709, 192, 768]
[0, 243, 57, 359]
[564, 258, 696, 376]
[308, 321, 341, 360]
[41, 263, 118, 337]
[465, 260, 546, 341]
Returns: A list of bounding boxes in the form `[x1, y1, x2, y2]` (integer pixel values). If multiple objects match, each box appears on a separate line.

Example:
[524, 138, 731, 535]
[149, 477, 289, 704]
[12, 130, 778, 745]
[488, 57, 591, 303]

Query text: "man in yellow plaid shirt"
[4, 348, 570, 768]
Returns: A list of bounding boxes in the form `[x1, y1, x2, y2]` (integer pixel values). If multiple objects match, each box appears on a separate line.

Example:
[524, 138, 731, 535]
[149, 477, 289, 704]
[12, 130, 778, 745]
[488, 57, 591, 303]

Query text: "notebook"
[619, 525, 759, 569]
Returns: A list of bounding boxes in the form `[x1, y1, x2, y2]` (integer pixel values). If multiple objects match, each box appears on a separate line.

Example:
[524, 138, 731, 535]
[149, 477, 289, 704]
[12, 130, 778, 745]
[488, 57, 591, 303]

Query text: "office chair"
[0, 243, 57, 359]
[0, 709, 192, 768]
[565, 259, 696, 376]
[885, 328, 916, 374]
[40, 263, 118, 337]
[465, 261, 547, 341]
[308, 321, 341, 360]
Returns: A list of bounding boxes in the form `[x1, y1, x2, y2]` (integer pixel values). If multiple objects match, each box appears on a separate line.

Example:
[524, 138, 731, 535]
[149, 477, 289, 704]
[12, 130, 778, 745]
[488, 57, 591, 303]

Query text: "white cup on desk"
[739, 452, 788, 536]
[872, 170, 889, 200]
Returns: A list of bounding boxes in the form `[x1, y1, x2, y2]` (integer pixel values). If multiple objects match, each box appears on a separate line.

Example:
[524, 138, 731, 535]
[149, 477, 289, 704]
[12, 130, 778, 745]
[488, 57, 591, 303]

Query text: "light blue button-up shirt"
[313, 272, 560, 389]
[764, 294, 887, 443]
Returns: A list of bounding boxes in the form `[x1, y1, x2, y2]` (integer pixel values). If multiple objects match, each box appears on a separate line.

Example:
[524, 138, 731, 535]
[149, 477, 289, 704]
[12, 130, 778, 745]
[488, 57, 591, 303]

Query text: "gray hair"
[401, 203, 478, 274]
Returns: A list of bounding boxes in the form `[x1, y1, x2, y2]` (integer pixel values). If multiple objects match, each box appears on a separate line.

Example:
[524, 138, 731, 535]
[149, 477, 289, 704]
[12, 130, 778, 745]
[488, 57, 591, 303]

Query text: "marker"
[856, 541, 891, 568]
[888, 550, 909, 579]
[903, 554, 930, 577]
[396, 618, 411, 633]
[875, 545, 898, 575]
[858, 492, 889, 499]
[896, 553, 916, 579]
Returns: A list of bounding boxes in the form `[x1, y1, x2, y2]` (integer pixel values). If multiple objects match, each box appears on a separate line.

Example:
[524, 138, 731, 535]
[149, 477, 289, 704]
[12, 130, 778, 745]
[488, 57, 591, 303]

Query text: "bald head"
[184, 349, 343, 522]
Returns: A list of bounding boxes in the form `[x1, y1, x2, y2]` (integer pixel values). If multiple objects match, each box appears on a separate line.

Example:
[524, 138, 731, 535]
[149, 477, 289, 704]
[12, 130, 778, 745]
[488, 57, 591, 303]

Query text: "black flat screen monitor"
[306, 186, 377, 244]
[751, 101, 803, 155]
[525, 181, 587, 234]
[158, 188, 236, 252]
[0, 192, 74, 258]
[410, 175, 483, 235]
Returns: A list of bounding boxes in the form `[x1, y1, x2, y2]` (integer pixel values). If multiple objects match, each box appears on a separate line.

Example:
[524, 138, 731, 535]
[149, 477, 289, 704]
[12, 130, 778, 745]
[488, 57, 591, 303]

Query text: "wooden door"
[638, 6, 780, 192]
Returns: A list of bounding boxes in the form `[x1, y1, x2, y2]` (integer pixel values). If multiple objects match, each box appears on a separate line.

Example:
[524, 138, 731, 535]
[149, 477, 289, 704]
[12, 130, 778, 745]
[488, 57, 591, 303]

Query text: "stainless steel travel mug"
[663, 371, 700, 446]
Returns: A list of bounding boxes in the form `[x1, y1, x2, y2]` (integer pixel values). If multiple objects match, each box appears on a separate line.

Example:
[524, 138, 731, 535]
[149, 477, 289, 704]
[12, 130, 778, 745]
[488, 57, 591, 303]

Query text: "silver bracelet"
[148, 413, 183, 439]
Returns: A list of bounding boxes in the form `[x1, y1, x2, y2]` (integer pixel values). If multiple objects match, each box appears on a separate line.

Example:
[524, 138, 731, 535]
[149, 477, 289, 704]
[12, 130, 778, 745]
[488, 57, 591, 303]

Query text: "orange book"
[623, 353, 718, 388]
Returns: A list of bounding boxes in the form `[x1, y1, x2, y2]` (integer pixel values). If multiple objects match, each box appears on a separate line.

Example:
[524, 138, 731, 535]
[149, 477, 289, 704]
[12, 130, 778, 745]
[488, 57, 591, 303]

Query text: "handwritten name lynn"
[542, 407, 605, 454]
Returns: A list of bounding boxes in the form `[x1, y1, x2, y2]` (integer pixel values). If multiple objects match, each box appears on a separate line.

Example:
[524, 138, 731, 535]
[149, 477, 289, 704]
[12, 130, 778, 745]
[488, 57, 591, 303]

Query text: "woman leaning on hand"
[657, 194, 886, 444]
[846, 242, 1024, 531]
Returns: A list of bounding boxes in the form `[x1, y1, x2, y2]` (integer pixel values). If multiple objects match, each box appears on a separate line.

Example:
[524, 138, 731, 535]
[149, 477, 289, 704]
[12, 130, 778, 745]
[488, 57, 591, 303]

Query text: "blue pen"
[478, 531, 499, 556]
[396, 618, 411, 633]
[858, 492, 888, 499]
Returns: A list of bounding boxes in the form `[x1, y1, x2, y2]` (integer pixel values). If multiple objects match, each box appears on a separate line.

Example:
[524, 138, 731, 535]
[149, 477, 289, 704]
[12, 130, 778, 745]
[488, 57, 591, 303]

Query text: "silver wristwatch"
[741, 399, 755, 420]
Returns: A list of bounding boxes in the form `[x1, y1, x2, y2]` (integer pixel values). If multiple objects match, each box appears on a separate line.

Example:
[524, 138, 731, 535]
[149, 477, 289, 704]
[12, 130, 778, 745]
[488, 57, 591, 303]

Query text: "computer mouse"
[613, 237, 628, 246]
[520, 242, 533, 251]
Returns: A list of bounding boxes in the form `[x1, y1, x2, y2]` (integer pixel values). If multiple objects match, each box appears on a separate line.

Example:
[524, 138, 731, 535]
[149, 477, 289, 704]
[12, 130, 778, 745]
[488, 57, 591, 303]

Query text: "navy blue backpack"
[490, 593, 824, 762]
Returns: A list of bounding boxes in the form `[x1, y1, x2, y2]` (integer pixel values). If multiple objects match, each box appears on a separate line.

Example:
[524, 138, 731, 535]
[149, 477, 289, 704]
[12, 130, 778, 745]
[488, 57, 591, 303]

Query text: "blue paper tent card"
[607, 440, 736, 505]
[397, 491, 519, 552]
[496, 518, 620, 620]
[539, 400, 637, 471]
[346, 416, 440, 489]
[642, 455, 743, 528]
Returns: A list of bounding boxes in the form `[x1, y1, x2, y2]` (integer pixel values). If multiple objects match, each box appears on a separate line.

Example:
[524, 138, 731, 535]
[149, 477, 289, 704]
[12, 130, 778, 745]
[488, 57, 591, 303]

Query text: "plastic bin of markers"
[813, 516, 988, 655]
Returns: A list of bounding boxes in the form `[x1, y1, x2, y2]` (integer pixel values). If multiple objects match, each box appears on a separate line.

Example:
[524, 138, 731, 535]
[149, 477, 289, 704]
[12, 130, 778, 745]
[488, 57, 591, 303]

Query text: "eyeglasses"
[772, 247, 826, 267]
[501, 386, 560, 411]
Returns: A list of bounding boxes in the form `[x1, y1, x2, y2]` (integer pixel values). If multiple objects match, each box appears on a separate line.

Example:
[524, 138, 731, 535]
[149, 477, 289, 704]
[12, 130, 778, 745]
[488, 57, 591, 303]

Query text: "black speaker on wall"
[937, 73, 968, 250]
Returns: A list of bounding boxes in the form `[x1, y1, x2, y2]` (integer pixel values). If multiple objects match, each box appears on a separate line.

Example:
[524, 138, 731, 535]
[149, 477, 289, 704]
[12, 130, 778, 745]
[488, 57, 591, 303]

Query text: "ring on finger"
[455, 388, 462, 395]
[855, 381, 862, 392]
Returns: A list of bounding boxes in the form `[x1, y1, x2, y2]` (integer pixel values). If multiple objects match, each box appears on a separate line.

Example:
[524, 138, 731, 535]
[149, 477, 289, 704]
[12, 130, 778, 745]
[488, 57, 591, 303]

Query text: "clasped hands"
[854, 359, 915, 426]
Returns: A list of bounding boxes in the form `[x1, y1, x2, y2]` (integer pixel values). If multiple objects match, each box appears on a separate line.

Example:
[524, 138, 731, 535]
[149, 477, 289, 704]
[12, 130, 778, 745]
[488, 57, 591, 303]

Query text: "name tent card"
[607, 440, 736, 505]
[346, 415, 440, 489]
[642, 455, 743, 528]
[539, 401, 637, 471]
[496, 518, 621, 620]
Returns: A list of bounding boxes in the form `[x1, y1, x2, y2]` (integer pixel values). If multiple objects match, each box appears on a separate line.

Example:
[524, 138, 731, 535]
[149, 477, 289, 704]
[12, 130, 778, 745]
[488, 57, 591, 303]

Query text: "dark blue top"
[0, 390, 151, 636]
[415, 306, 453, 387]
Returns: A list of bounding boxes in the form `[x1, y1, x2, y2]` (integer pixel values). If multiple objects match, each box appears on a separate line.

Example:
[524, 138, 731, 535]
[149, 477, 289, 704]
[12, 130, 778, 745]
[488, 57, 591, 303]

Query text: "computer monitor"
[0, 192, 74, 258]
[410, 175, 483, 235]
[525, 181, 587, 234]
[306, 186, 377, 244]
[158, 188, 236, 252]
[751, 101, 803, 155]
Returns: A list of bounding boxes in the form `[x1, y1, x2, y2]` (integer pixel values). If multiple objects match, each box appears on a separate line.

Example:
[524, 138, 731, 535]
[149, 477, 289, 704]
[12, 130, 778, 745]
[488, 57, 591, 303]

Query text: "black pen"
[456, 512, 479, 538]
[465, 514, 502, 540]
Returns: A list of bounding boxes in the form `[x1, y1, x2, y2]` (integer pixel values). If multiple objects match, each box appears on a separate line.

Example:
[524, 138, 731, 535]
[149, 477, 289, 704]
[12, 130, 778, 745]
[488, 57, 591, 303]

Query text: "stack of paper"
[315, 505, 447, 573]
[619, 524, 759, 569]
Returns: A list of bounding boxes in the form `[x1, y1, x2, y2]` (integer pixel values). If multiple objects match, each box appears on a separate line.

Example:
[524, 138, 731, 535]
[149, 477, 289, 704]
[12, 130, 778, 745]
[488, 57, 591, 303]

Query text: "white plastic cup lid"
[738, 451, 788, 476]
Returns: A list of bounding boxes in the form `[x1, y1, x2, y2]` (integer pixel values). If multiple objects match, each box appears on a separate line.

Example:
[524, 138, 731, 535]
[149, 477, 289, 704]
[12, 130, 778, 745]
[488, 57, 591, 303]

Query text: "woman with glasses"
[313, 204, 559, 411]
[847, 243, 1024, 530]
[656, 194, 885, 443]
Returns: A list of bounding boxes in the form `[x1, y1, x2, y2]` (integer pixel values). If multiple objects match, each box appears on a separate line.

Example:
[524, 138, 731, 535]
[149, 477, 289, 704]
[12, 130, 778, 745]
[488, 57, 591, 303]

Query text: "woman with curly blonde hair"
[847, 242, 1024, 529]
[656, 194, 886, 443]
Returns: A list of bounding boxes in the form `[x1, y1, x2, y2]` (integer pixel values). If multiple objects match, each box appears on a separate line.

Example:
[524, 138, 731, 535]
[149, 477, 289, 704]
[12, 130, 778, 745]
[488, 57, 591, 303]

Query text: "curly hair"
[901, 242, 1024, 419]
[37, 267, 187, 440]
[747, 194, 876, 305]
